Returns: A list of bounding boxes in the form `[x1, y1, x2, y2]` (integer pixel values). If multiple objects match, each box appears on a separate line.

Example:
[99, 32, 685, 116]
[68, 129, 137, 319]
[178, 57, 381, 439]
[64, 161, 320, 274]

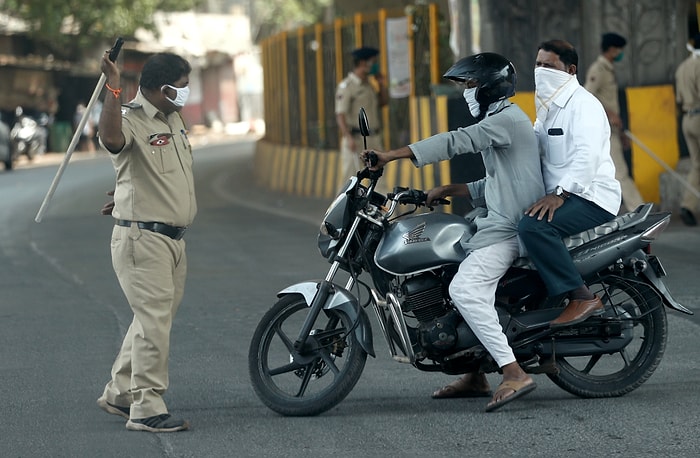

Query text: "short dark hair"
[139, 53, 191, 89]
[538, 39, 578, 68]
[601, 33, 626, 52]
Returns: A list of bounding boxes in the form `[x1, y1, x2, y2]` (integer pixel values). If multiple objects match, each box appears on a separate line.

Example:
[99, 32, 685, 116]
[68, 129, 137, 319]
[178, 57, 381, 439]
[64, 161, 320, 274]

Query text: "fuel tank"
[375, 212, 470, 275]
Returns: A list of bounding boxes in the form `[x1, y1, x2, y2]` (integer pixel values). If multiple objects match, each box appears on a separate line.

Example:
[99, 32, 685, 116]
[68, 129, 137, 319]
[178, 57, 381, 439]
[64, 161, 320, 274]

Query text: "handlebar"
[389, 187, 450, 207]
[364, 150, 379, 168]
[380, 187, 450, 219]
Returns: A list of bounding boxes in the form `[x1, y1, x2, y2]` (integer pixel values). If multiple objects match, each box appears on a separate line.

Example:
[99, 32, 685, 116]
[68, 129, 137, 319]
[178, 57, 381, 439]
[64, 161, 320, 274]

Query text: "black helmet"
[443, 52, 516, 105]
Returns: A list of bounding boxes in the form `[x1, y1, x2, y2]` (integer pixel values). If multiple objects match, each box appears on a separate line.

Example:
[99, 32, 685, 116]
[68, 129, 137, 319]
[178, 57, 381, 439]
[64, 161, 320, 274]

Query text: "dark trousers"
[518, 195, 615, 296]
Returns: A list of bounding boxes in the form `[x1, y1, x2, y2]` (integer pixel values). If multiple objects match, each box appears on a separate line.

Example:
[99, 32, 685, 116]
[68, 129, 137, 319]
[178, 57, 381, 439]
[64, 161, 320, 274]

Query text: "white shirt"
[534, 78, 621, 215]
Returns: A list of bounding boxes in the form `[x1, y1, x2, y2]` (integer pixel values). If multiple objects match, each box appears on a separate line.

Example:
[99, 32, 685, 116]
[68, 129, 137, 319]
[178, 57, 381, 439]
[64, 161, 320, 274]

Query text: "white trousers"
[448, 237, 519, 368]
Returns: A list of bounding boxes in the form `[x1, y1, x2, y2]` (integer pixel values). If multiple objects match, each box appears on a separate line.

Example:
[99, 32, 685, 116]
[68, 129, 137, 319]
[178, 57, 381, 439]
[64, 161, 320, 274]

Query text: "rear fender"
[278, 281, 376, 356]
[639, 256, 693, 315]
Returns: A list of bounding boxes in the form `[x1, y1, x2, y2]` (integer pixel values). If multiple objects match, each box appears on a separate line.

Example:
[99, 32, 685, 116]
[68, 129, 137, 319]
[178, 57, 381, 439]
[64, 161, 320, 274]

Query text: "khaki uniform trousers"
[101, 224, 187, 419]
[681, 114, 700, 212]
[340, 133, 389, 194]
[610, 126, 644, 212]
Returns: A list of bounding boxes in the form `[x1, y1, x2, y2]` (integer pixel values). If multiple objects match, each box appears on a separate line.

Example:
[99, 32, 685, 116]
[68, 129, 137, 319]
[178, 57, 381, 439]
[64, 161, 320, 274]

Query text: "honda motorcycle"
[248, 110, 692, 417]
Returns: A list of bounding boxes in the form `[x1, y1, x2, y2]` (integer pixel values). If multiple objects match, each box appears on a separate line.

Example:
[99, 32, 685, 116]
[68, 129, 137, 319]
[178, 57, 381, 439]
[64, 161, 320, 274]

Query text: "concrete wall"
[476, 0, 689, 91]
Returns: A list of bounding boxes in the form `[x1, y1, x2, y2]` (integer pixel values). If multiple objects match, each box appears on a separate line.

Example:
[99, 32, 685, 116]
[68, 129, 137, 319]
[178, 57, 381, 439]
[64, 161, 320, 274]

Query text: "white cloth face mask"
[534, 67, 574, 123]
[687, 43, 700, 58]
[162, 84, 190, 107]
[463, 87, 481, 118]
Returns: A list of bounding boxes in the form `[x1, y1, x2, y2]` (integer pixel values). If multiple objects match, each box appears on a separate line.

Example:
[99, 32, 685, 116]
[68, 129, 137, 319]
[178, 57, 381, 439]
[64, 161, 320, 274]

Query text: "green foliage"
[1, 0, 201, 57]
[252, 0, 332, 39]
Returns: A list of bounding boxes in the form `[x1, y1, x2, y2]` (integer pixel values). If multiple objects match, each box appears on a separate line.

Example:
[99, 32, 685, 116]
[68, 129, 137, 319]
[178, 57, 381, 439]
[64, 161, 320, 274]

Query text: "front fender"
[278, 281, 375, 357]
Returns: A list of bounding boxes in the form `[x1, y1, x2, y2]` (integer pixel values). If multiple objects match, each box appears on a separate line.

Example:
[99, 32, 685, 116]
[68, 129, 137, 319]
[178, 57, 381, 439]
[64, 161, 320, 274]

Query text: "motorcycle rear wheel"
[249, 294, 367, 416]
[547, 277, 667, 398]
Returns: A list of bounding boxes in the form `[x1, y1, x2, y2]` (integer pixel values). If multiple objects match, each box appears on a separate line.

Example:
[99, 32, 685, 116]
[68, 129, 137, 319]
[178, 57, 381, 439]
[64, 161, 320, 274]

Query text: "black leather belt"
[115, 219, 187, 240]
[686, 108, 700, 116]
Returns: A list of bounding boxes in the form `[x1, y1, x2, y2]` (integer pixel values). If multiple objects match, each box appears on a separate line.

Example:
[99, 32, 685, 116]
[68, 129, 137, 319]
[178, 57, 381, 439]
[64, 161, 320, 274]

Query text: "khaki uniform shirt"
[675, 55, 700, 112]
[335, 72, 381, 132]
[107, 90, 197, 227]
[585, 55, 619, 116]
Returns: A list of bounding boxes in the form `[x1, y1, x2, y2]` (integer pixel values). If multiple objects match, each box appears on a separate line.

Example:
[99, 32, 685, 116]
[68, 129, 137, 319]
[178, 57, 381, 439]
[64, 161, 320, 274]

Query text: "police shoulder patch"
[120, 102, 142, 116]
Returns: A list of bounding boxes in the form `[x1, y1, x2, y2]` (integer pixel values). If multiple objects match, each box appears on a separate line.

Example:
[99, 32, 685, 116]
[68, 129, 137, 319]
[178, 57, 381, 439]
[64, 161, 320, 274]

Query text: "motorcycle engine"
[402, 274, 459, 352]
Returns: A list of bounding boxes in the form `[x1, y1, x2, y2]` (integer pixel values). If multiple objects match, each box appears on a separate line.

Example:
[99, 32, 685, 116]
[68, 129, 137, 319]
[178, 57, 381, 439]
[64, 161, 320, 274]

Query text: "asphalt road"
[1, 141, 699, 457]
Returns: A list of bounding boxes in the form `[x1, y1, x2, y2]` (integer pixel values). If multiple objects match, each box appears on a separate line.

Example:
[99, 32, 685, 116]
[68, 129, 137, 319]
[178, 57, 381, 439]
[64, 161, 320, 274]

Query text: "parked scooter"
[10, 107, 48, 161]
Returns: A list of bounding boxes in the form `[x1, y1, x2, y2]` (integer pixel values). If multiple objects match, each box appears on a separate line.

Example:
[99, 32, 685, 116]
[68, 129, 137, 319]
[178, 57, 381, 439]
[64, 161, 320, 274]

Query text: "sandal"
[432, 377, 492, 399]
[484, 379, 536, 412]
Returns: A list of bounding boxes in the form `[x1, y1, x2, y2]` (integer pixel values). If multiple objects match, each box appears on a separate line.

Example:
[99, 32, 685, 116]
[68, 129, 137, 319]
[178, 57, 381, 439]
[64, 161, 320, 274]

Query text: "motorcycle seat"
[512, 203, 654, 268]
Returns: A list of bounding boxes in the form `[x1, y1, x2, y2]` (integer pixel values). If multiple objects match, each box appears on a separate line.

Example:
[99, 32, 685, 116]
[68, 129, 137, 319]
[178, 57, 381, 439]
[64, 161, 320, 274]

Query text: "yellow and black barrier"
[256, 85, 681, 207]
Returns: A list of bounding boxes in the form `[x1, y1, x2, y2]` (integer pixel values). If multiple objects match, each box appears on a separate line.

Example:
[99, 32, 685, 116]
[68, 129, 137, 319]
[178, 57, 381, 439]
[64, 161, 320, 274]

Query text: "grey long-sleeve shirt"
[408, 100, 545, 252]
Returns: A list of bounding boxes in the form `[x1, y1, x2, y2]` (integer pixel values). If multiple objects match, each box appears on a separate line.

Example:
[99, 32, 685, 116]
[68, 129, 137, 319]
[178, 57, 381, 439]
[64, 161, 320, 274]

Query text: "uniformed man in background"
[335, 46, 388, 185]
[96, 51, 196, 432]
[674, 34, 700, 226]
[585, 32, 644, 213]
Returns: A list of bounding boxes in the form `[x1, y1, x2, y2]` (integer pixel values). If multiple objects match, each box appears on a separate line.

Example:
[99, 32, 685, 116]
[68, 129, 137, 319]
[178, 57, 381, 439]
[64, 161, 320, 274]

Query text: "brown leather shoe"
[550, 296, 604, 328]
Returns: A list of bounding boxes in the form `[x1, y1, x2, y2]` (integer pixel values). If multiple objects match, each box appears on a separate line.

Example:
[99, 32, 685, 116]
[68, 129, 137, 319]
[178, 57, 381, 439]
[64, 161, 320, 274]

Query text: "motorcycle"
[248, 109, 693, 416]
[10, 107, 48, 161]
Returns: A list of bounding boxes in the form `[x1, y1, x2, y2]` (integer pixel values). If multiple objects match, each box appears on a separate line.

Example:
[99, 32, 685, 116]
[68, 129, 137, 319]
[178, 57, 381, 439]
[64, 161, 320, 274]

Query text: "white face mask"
[162, 84, 190, 107]
[463, 87, 481, 118]
[687, 42, 700, 58]
[534, 67, 575, 123]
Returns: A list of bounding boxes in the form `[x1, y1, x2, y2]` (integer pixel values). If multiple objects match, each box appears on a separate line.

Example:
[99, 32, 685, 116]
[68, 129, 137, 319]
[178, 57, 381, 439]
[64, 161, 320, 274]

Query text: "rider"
[362, 52, 545, 412]
[519, 39, 621, 328]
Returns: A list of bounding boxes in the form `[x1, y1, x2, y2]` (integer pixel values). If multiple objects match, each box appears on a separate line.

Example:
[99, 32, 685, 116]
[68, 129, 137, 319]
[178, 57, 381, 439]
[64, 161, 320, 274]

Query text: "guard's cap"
[351, 47, 379, 61]
[602, 33, 626, 49]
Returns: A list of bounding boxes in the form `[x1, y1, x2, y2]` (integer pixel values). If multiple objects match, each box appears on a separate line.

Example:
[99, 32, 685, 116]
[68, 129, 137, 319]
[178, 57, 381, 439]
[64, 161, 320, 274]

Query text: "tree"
[1, 0, 201, 58]
[251, 0, 333, 41]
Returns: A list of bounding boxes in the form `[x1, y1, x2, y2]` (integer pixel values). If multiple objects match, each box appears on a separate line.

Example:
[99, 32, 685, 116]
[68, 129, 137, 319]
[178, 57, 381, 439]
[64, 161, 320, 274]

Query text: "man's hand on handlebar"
[392, 188, 450, 208]
[425, 183, 466, 207]
[361, 149, 389, 170]
[426, 185, 451, 207]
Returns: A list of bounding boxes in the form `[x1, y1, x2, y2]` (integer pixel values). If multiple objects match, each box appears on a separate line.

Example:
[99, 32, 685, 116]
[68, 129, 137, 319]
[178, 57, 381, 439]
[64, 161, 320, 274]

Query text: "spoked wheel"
[249, 294, 367, 416]
[547, 276, 667, 398]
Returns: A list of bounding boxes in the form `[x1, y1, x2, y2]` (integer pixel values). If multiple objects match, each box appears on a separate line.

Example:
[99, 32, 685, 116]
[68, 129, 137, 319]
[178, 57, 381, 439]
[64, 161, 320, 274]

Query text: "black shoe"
[680, 207, 697, 226]
[126, 414, 189, 432]
[96, 397, 130, 419]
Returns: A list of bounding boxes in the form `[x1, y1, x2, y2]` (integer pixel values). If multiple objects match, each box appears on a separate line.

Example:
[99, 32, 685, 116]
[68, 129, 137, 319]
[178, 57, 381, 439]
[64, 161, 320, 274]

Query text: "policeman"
[335, 46, 388, 185]
[675, 34, 700, 226]
[585, 32, 644, 213]
[95, 52, 196, 432]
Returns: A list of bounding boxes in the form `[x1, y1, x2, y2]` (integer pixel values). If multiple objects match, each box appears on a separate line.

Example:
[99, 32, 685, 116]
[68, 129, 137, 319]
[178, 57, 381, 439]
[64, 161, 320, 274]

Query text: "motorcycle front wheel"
[249, 294, 367, 416]
[547, 276, 667, 397]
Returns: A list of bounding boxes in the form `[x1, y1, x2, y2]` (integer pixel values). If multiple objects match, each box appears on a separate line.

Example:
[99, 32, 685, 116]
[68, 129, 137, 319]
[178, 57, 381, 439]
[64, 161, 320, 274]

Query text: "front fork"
[279, 280, 375, 357]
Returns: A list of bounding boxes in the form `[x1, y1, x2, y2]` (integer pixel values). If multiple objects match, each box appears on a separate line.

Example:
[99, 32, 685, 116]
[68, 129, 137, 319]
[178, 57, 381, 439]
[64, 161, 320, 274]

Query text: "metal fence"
[260, 3, 452, 152]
